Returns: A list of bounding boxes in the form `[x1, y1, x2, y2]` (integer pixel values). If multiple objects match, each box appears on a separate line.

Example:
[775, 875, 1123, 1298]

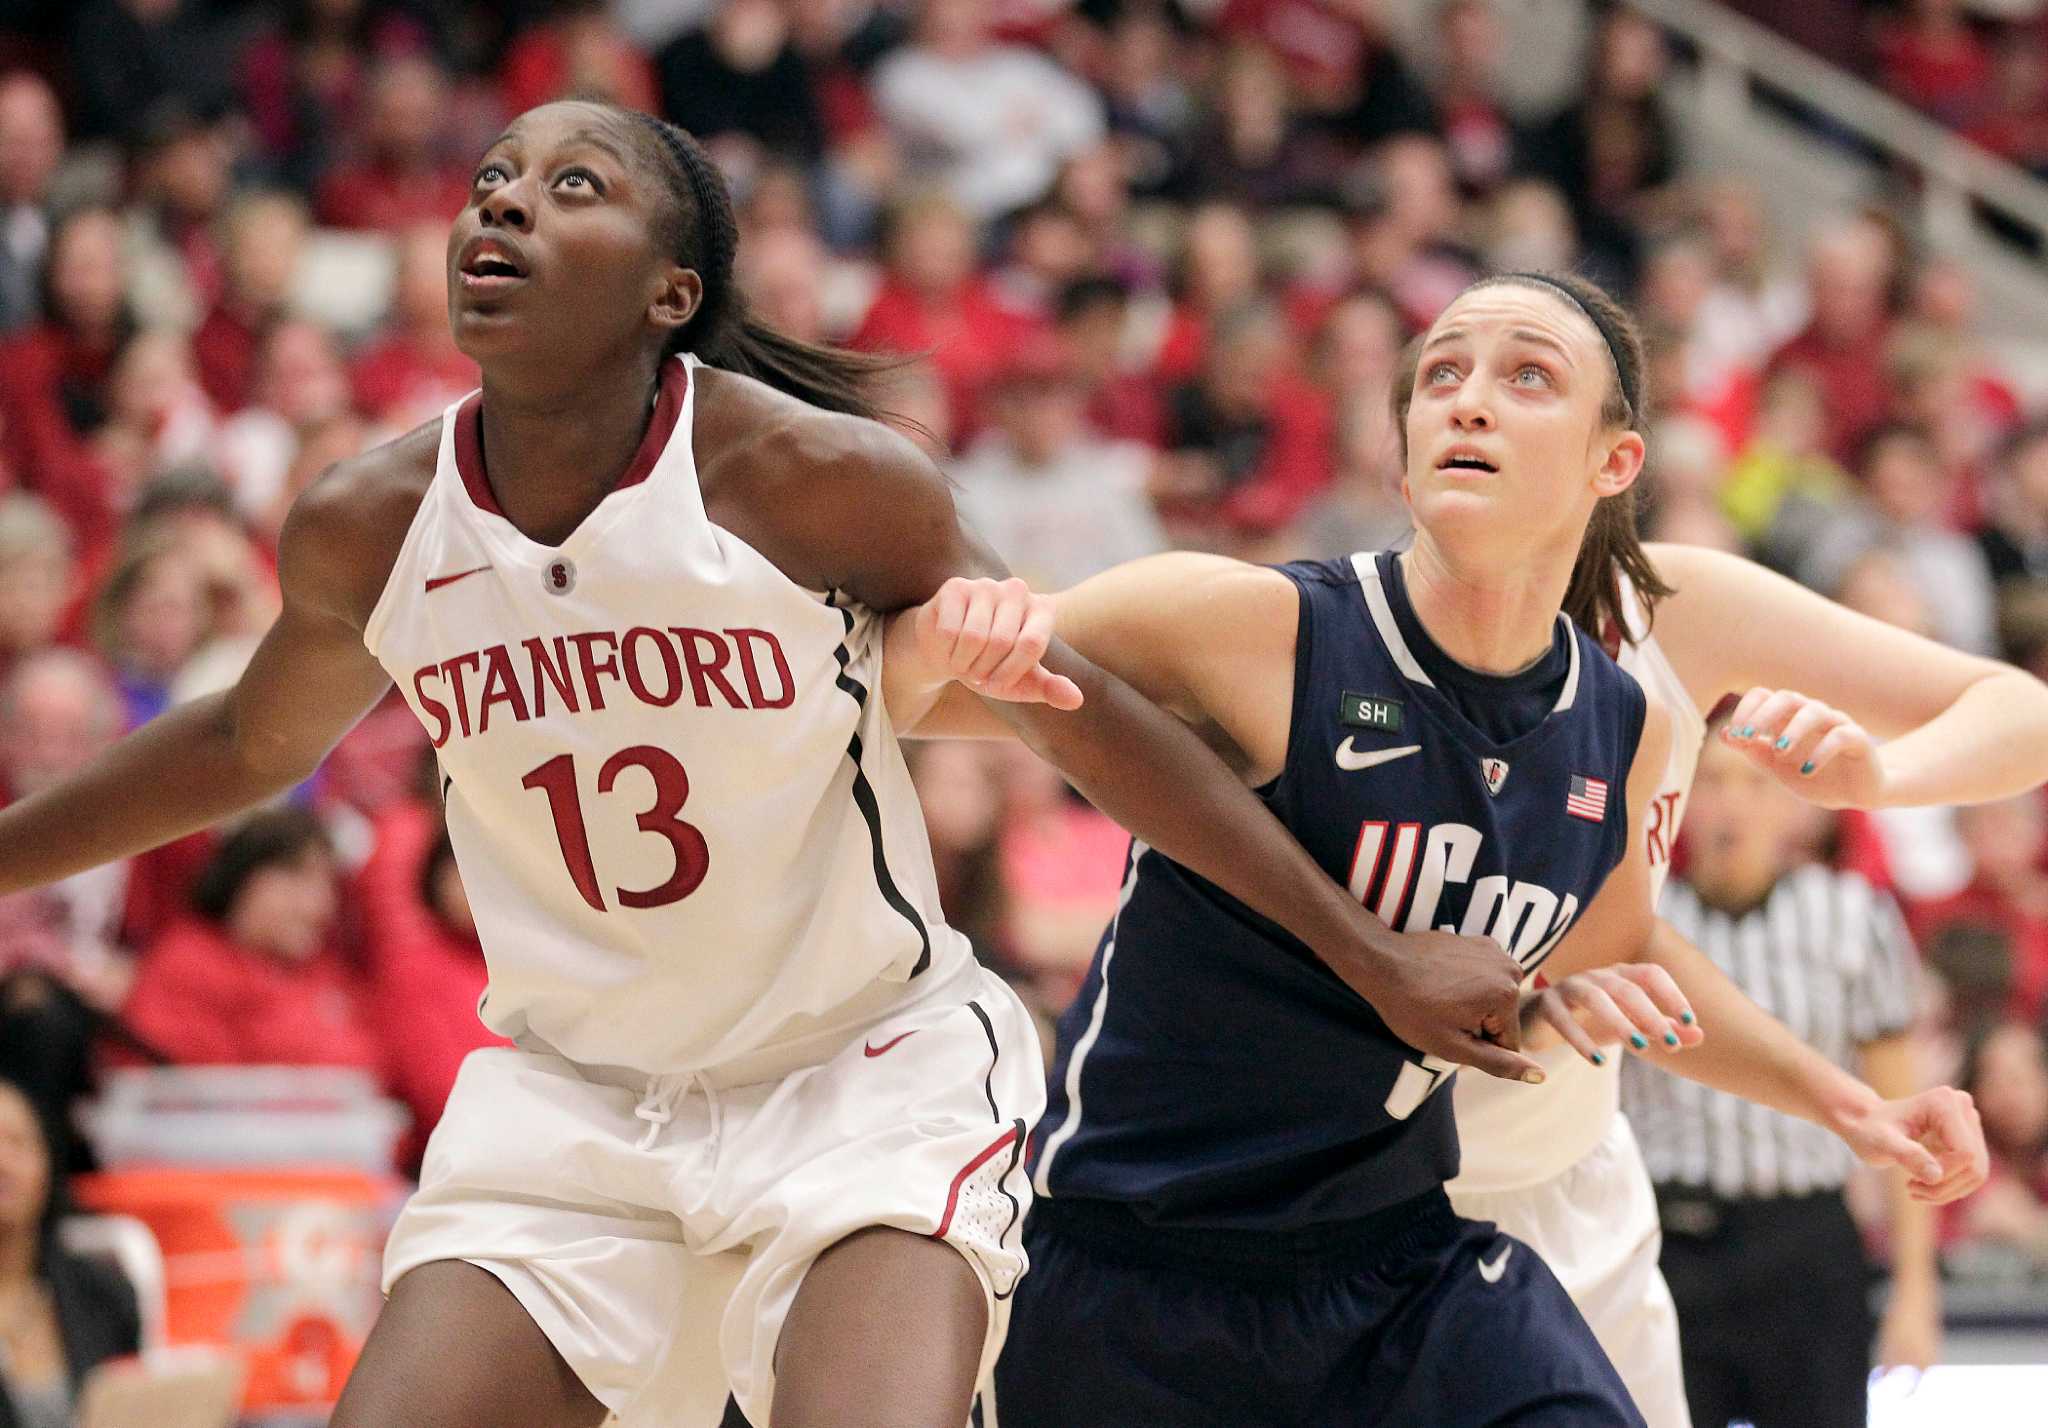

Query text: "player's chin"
[1409, 485, 1509, 536]
[451, 303, 540, 358]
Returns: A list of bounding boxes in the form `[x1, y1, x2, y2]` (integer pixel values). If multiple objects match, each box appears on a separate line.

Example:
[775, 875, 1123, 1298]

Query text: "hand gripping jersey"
[1448, 572, 1707, 1195]
[363, 355, 971, 1075]
[1029, 551, 1648, 1229]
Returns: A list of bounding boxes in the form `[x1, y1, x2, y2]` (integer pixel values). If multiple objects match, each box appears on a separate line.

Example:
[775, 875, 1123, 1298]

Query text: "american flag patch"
[1565, 774, 1608, 823]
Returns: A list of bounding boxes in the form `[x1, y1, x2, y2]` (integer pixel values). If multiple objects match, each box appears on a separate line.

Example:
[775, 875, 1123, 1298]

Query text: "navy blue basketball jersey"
[1028, 550, 1648, 1230]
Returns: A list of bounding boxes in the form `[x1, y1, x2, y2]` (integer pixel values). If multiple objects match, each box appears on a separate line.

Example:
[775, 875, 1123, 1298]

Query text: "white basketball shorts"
[1449, 1113, 1691, 1428]
[381, 963, 1045, 1427]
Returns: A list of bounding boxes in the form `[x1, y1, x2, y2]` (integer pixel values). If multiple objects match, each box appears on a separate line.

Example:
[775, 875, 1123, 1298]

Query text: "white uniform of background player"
[364, 354, 1043, 1427]
[1448, 573, 1701, 1428]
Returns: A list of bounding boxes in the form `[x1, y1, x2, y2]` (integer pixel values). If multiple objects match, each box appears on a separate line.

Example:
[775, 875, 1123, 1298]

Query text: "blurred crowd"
[0, 0, 2045, 1327]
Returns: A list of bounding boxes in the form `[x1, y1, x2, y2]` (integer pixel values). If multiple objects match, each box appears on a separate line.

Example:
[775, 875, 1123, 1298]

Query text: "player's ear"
[1591, 430, 1644, 498]
[651, 265, 701, 337]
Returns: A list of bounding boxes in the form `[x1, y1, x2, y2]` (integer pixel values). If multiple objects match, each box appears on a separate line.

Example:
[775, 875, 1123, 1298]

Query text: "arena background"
[0, 0, 2043, 1423]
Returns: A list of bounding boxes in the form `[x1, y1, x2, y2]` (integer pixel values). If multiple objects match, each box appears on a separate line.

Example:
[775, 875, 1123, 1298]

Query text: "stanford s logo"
[544, 557, 577, 596]
[1481, 758, 1510, 796]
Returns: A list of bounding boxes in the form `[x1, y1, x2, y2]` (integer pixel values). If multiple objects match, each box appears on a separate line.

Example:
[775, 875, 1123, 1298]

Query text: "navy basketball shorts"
[992, 1189, 1645, 1428]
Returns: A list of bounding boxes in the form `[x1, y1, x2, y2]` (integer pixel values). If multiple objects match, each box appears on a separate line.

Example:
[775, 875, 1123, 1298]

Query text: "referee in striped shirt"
[1620, 734, 1937, 1428]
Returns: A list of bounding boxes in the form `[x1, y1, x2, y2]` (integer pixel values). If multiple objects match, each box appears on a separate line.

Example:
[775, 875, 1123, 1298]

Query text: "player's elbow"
[220, 699, 325, 795]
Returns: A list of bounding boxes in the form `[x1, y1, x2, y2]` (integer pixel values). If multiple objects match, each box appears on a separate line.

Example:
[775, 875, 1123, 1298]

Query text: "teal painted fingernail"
[1800, 760, 1815, 775]
[1591, 1052, 1606, 1066]
[1664, 1031, 1680, 1047]
[1775, 735, 1791, 750]
[1681, 1011, 1695, 1025]
[1630, 1033, 1648, 1050]
[1739, 726, 1754, 738]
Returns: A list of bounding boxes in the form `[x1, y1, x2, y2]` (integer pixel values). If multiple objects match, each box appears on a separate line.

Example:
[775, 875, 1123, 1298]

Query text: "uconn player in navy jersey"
[895, 279, 1997, 1427]
[0, 104, 1550, 1428]
[896, 272, 1676, 1425]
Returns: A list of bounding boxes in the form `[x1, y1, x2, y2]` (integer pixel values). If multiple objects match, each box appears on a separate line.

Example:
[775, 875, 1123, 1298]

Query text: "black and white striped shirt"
[1621, 865, 1918, 1198]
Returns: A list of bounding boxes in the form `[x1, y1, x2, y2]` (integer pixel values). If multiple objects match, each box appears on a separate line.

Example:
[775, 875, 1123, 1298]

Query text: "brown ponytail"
[1388, 269, 1673, 644]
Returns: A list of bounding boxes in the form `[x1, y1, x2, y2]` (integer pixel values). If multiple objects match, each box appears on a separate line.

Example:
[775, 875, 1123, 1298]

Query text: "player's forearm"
[1866, 1037, 1942, 1289]
[1875, 670, 2048, 807]
[1886, 1163, 1941, 1288]
[1004, 654, 1404, 978]
[1639, 921, 1878, 1129]
[0, 692, 303, 894]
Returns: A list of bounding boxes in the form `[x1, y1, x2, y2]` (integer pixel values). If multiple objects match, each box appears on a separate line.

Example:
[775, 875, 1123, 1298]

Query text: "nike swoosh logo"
[863, 1030, 918, 1058]
[1478, 1243, 1513, 1283]
[423, 564, 492, 593]
[1334, 740, 1422, 772]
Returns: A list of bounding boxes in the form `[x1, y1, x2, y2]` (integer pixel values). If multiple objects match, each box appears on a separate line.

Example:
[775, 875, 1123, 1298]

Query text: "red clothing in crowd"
[358, 801, 505, 1174]
[1160, 374, 1335, 537]
[191, 303, 262, 413]
[1876, 21, 1994, 128]
[315, 159, 472, 234]
[1766, 322, 1895, 465]
[350, 333, 478, 425]
[851, 277, 1038, 441]
[1220, 376, 1335, 534]
[499, 22, 659, 117]
[1910, 882, 2048, 1025]
[1150, 306, 1209, 388]
[0, 324, 122, 551]
[1217, 0, 1377, 107]
[1084, 373, 1167, 448]
[119, 919, 383, 1073]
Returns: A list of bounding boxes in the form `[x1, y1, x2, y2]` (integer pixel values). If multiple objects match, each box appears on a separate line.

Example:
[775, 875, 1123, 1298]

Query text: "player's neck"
[474, 359, 664, 547]
[1399, 539, 1568, 676]
[0, 1231, 32, 1287]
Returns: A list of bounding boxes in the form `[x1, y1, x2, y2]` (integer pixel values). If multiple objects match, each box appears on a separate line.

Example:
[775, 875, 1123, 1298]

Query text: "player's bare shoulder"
[279, 416, 445, 630]
[691, 366, 953, 600]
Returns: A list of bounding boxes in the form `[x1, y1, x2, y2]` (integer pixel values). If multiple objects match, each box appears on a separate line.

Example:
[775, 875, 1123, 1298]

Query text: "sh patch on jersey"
[1340, 691, 1403, 733]
[1481, 758, 1510, 796]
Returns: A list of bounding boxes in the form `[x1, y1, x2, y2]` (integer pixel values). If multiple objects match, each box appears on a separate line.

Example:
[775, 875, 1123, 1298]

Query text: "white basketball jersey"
[1449, 573, 1707, 1193]
[363, 355, 971, 1075]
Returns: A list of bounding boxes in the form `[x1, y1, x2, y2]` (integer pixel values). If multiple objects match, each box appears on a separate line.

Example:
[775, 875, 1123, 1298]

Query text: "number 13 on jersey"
[522, 747, 709, 911]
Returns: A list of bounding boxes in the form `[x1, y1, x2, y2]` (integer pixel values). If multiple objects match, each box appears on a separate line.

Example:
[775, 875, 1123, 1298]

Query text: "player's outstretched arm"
[1540, 912, 1987, 1204]
[1650, 542, 2048, 808]
[775, 418, 1540, 1083]
[0, 466, 397, 895]
[1638, 924, 1983, 1203]
[883, 553, 1290, 766]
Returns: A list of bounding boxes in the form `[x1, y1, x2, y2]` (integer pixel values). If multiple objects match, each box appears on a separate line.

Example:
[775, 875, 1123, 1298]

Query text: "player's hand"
[1831, 1086, 1987, 1203]
[909, 576, 1083, 710]
[1521, 964, 1703, 1065]
[1359, 929, 1545, 1084]
[1720, 688, 1885, 810]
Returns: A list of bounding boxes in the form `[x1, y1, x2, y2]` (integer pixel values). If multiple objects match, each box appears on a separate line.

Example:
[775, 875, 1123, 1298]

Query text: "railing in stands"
[1627, 0, 2048, 250]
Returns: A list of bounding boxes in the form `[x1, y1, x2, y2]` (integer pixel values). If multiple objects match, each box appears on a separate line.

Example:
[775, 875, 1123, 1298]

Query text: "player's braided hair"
[1388, 269, 1674, 646]
[619, 109, 901, 422]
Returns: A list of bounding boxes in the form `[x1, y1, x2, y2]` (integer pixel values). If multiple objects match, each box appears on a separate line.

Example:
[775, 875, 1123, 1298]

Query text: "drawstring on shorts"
[632, 1072, 718, 1152]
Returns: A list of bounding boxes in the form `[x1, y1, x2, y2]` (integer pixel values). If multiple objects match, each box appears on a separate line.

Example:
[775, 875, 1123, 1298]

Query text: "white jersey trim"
[1032, 840, 1149, 1197]
[1352, 550, 1583, 716]
[1352, 552, 1433, 687]
[360, 409, 459, 654]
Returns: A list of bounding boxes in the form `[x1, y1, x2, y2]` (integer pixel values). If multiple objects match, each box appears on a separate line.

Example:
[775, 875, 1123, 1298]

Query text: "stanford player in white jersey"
[0, 101, 1554, 1428]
